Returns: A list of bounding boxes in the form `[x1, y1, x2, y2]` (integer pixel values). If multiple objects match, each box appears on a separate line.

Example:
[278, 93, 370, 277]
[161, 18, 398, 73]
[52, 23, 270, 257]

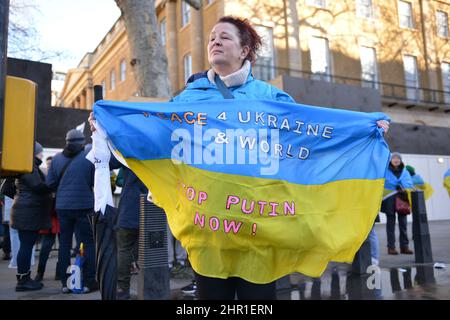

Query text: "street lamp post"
[0, 0, 10, 175]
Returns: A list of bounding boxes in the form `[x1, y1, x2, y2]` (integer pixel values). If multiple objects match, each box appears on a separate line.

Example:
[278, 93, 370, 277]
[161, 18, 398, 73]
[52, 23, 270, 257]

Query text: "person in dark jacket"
[381, 152, 414, 255]
[111, 159, 147, 300]
[10, 142, 52, 291]
[46, 129, 97, 293]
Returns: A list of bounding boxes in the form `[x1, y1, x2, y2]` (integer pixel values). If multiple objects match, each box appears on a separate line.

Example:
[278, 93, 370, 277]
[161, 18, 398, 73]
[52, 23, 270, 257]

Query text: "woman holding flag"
[89, 16, 390, 300]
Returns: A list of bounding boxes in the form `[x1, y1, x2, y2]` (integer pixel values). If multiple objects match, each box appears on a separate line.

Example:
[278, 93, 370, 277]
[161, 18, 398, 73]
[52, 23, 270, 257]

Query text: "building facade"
[60, 0, 450, 219]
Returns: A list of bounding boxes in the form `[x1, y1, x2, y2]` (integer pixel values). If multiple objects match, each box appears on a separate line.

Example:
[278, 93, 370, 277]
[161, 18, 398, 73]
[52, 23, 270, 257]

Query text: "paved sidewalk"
[0, 220, 449, 300]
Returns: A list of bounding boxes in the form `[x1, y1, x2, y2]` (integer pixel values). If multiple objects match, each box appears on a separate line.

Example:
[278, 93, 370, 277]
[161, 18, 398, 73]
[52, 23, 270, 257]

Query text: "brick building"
[59, 0, 450, 220]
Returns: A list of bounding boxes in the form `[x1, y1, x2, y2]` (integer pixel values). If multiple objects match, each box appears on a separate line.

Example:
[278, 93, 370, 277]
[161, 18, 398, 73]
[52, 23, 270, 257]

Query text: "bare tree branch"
[7, 0, 68, 63]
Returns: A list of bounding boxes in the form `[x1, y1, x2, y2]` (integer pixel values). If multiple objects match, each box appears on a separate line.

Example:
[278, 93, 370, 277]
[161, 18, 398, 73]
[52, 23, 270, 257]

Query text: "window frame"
[101, 80, 106, 98]
[110, 69, 116, 91]
[183, 53, 192, 84]
[398, 1, 414, 29]
[181, 1, 191, 28]
[403, 54, 420, 101]
[441, 61, 450, 103]
[436, 10, 449, 38]
[160, 18, 167, 45]
[359, 46, 379, 89]
[309, 36, 332, 82]
[356, 0, 374, 19]
[253, 25, 276, 81]
[306, 0, 326, 8]
[120, 59, 126, 82]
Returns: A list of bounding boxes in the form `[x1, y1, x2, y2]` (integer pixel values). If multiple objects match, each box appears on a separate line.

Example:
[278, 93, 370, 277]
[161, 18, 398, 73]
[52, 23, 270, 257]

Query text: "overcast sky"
[34, 0, 121, 72]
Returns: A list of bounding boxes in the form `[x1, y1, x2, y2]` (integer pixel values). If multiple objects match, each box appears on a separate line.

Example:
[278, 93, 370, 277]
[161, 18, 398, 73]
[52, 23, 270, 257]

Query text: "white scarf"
[207, 60, 251, 87]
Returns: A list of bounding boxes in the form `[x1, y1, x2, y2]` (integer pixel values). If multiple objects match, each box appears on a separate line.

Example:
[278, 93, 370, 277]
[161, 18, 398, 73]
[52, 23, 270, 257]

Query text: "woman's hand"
[89, 112, 96, 132]
[377, 120, 390, 134]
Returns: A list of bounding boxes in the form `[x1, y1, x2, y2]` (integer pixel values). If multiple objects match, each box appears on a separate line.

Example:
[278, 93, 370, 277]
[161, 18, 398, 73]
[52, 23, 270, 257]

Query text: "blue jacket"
[171, 71, 295, 103]
[110, 157, 148, 229]
[46, 147, 95, 210]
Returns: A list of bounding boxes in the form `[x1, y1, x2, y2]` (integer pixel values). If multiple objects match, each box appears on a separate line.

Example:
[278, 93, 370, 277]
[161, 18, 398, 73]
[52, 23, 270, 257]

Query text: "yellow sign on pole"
[1, 75, 37, 175]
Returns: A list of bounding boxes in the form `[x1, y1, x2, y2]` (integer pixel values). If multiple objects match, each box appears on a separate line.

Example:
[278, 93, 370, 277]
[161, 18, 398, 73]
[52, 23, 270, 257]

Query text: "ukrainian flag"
[383, 166, 415, 201]
[94, 99, 390, 283]
[412, 175, 434, 200]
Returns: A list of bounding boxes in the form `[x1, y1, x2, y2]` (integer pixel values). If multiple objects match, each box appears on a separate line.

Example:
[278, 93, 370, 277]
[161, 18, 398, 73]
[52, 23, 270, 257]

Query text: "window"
[101, 80, 106, 98]
[182, 1, 190, 27]
[441, 62, 450, 103]
[437, 11, 449, 38]
[360, 47, 379, 89]
[309, 37, 331, 82]
[253, 26, 275, 81]
[183, 54, 192, 83]
[307, 0, 326, 8]
[356, 0, 373, 19]
[403, 55, 419, 100]
[120, 59, 126, 82]
[110, 69, 116, 91]
[160, 18, 167, 45]
[398, 1, 413, 29]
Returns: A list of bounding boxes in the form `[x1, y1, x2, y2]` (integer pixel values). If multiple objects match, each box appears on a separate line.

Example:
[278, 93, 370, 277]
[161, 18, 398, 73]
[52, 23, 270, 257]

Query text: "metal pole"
[0, 0, 10, 175]
[138, 195, 170, 299]
[411, 190, 434, 263]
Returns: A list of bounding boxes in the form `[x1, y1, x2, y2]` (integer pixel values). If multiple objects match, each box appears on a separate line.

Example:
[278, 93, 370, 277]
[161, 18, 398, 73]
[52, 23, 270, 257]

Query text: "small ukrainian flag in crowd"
[444, 169, 450, 197]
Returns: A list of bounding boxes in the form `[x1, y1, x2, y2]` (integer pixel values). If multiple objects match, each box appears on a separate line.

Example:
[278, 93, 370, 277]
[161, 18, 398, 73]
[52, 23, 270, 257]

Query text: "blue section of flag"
[384, 167, 414, 190]
[445, 169, 450, 178]
[94, 99, 391, 185]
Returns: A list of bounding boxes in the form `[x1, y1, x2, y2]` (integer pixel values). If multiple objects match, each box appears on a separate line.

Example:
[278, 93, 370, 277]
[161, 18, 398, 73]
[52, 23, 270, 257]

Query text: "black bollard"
[138, 195, 170, 299]
[411, 190, 434, 264]
[275, 275, 292, 300]
[346, 272, 377, 300]
[352, 237, 372, 274]
[276, 275, 291, 290]
[330, 270, 341, 300]
[310, 278, 322, 300]
[415, 265, 435, 285]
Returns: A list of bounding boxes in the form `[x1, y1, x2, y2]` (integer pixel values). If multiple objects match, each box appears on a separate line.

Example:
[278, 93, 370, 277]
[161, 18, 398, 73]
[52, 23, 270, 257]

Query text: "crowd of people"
[0, 128, 192, 298]
[0, 16, 448, 300]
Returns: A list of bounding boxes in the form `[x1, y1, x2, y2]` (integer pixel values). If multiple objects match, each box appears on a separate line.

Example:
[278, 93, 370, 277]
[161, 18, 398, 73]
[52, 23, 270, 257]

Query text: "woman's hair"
[217, 16, 262, 63]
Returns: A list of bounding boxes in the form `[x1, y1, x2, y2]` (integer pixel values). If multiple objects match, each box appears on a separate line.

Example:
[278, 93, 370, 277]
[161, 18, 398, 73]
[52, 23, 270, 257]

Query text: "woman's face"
[391, 156, 401, 167]
[207, 22, 249, 73]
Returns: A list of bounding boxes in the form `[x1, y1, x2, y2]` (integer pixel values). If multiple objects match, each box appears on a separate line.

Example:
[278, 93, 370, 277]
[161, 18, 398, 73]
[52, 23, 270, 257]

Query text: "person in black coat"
[10, 142, 52, 291]
[46, 129, 96, 293]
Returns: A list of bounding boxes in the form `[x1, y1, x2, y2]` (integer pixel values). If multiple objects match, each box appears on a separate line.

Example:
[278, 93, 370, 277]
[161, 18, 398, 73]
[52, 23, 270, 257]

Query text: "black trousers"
[382, 195, 409, 249]
[1, 224, 11, 254]
[194, 272, 276, 300]
[38, 234, 57, 273]
[116, 227, 139, 291]
[17, 230, 39, 274]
